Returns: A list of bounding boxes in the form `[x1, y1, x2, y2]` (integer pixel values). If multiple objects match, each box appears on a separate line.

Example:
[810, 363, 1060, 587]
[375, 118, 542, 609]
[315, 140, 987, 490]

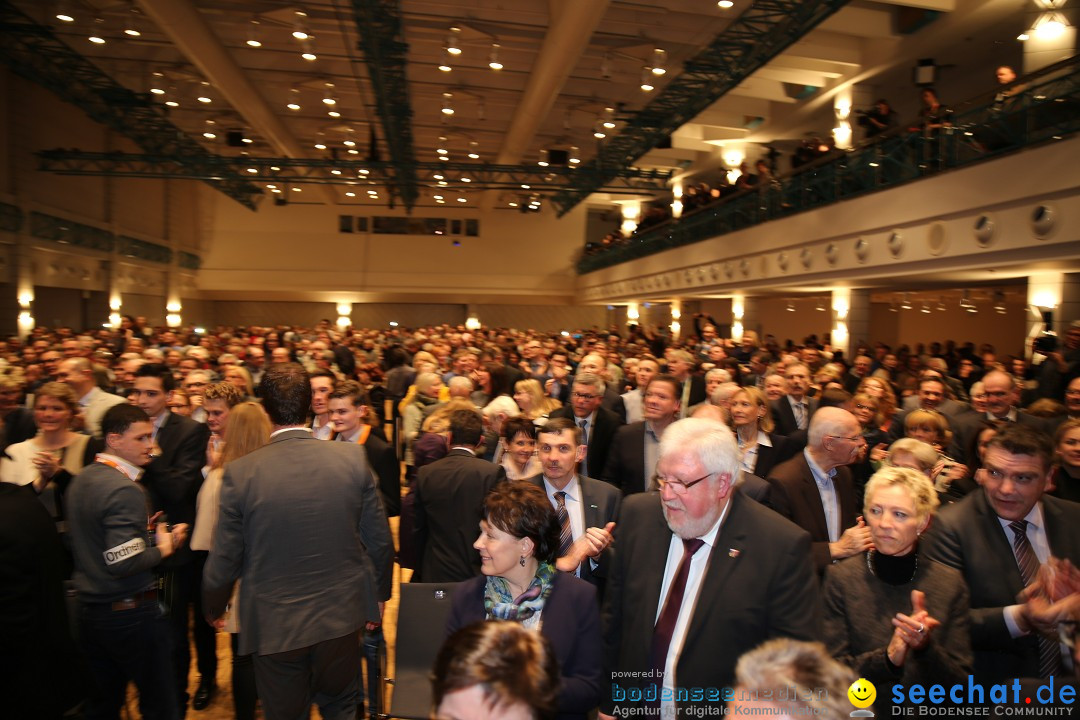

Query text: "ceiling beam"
[135, 0, 338, 206]
[551, 0, 852, 216]
[0, 0, 261, 210]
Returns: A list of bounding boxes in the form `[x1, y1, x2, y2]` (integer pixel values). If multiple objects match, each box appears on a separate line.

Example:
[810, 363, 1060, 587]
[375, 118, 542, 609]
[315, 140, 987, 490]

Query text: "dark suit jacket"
[448, 573, 602, 720]
[767, 452, 857, 573]
[926, 490, 1080, 682]
[333, 429, 401, 517]
[550, 405, 621, 482]
[602, 492, 820, 716]
[203, 429, 394, 656]
[751, 433, 790, 479]
[738, 471, 771, 504]
[949, 411, 1048, 464]
[142, 412, 210, 564]
[525, 473, 621, 589]
[771, 396, 819, 437]
[413, 448, 505, 583]
[681, 374, 707, 412]
[603, 387, 627, 424]
[602, 421, 649, 495]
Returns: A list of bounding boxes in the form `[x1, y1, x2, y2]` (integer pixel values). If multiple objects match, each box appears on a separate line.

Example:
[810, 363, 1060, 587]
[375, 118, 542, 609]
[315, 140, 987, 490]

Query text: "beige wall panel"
[201, 196, 587, 301]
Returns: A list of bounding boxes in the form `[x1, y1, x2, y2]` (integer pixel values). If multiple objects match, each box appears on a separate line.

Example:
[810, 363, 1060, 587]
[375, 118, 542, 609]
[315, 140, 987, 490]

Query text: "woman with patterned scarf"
[446, 481, 603, 720]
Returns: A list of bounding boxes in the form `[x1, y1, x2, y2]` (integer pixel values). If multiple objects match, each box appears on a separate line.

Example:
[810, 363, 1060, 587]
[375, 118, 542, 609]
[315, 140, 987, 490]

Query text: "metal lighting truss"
[36, 151, 674, 194]
[551, 0, 851, 216]
[348, 0, 420, 210]
[0, 0, 262, 210]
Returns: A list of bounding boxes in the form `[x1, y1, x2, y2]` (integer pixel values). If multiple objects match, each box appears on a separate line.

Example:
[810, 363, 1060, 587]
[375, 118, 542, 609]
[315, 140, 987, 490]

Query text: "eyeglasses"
[854, 403, 876, 411]
[572, 392, 600, 401]
[653, 472, 712, 495]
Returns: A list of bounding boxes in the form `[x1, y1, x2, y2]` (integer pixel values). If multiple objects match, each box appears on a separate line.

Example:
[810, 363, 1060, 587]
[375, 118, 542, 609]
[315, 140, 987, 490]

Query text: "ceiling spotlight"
[602, 106, 617, 129]
[345, 192, 355, 197]
[438, 52, 453, 72]
[457, 197, 467, 203]
[302, 51, 317, 61]
[436, 148, 448, 155]
[900, 293, 913, 310]
[323, 96, 336, 106]
[921, 303, 931, 314]
[718, 0, 734, 7]
[786, 302, 795, 312]
[446, 26, 462, 55]
[1017, 31, 1030, 41]
[202, 132, 216, 139]
[433, 173, 444, 180]
[314, 142, 327, 150]
[640, 67, 654, 92]
[241, 137, 253, 144]
[292, 10, 310, 40]
[246, 18, 262, 47]
[489, 43, 503, 71]
[538, 150, 549, 167]
[165, 99, 179, 107]
[651, 48, 667, 76]
[56, 8, 74, 22]
[441, 92, 454, 115]
[343, 139, 356, 147]
[287, 101, 301, 110]
[197, 95, 212, 103]
[327, 110, 341, 118]
[569, 146, 580, 164]
[89, 18, 105, 43]
[594, 124, 606, 139]
[936, 297, 947, 312]
[123, 10, 141, 37]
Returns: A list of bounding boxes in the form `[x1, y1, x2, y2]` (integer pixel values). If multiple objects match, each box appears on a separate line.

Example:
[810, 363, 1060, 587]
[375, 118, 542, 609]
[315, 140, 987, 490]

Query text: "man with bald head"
[767, 407, 871, 573]
[575, 352, 627, 422]
[56, 357, 126, 438]
[951, 369, 1049, 463]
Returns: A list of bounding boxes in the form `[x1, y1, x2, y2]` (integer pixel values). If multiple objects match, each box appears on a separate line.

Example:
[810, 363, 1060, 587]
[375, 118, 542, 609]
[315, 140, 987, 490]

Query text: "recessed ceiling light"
[302, 52, 317, 61]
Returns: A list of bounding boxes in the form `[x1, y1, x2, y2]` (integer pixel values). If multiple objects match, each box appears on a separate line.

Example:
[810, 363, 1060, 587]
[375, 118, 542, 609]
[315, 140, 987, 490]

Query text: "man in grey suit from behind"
[203, 364, 393, 720]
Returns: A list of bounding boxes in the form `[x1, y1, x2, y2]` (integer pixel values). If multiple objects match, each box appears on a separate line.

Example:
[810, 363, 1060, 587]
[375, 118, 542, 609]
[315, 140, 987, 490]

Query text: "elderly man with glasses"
[767, 406, 872, 574]
[600, 417, 819, 720]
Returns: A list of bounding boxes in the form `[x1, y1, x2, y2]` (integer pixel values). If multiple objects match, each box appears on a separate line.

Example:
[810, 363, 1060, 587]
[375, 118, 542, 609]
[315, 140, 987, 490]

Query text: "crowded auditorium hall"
[0, 1, 1078, 719]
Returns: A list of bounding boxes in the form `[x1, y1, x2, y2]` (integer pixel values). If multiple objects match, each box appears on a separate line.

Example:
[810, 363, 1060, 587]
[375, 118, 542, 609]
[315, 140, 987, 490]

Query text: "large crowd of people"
[3, 312, 1080, 719]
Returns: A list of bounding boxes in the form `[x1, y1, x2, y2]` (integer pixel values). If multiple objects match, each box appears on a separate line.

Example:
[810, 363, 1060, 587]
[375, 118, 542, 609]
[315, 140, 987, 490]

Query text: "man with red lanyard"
[67, 403, 190, 720]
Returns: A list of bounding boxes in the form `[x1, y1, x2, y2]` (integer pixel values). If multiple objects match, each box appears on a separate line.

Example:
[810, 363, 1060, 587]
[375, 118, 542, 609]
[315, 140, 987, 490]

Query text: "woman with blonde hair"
[823, 466, 971, 709]
[1, 381, 97, 535]
[857, 376, 898, 432]
[191, 401, 270, 720]
[727, 386, 789, 478]
[223, 365, 255, 399]
[513, 378, 561, 423]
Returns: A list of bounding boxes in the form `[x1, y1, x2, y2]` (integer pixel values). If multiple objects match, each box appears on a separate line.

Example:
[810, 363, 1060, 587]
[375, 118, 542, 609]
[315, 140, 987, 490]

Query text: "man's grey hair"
[658, 417, 741, 484]
[448, 375, 474, 396]
[711, 382, 741, 406]
[734, 639, 856, 720]
[482, 395, 519, 421]
[143, 348, 164, 362]
[573, 372, 605, 396]
[705, 368, 732, 383]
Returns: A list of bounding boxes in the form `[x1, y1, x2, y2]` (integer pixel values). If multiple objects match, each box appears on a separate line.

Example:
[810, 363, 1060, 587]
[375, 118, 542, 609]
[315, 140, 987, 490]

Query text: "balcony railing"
[577, 54, 1080, 275]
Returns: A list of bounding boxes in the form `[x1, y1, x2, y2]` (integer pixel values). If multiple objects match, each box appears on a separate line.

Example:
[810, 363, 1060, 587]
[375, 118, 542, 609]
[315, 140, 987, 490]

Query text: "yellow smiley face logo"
[848, 678, 876, 709]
